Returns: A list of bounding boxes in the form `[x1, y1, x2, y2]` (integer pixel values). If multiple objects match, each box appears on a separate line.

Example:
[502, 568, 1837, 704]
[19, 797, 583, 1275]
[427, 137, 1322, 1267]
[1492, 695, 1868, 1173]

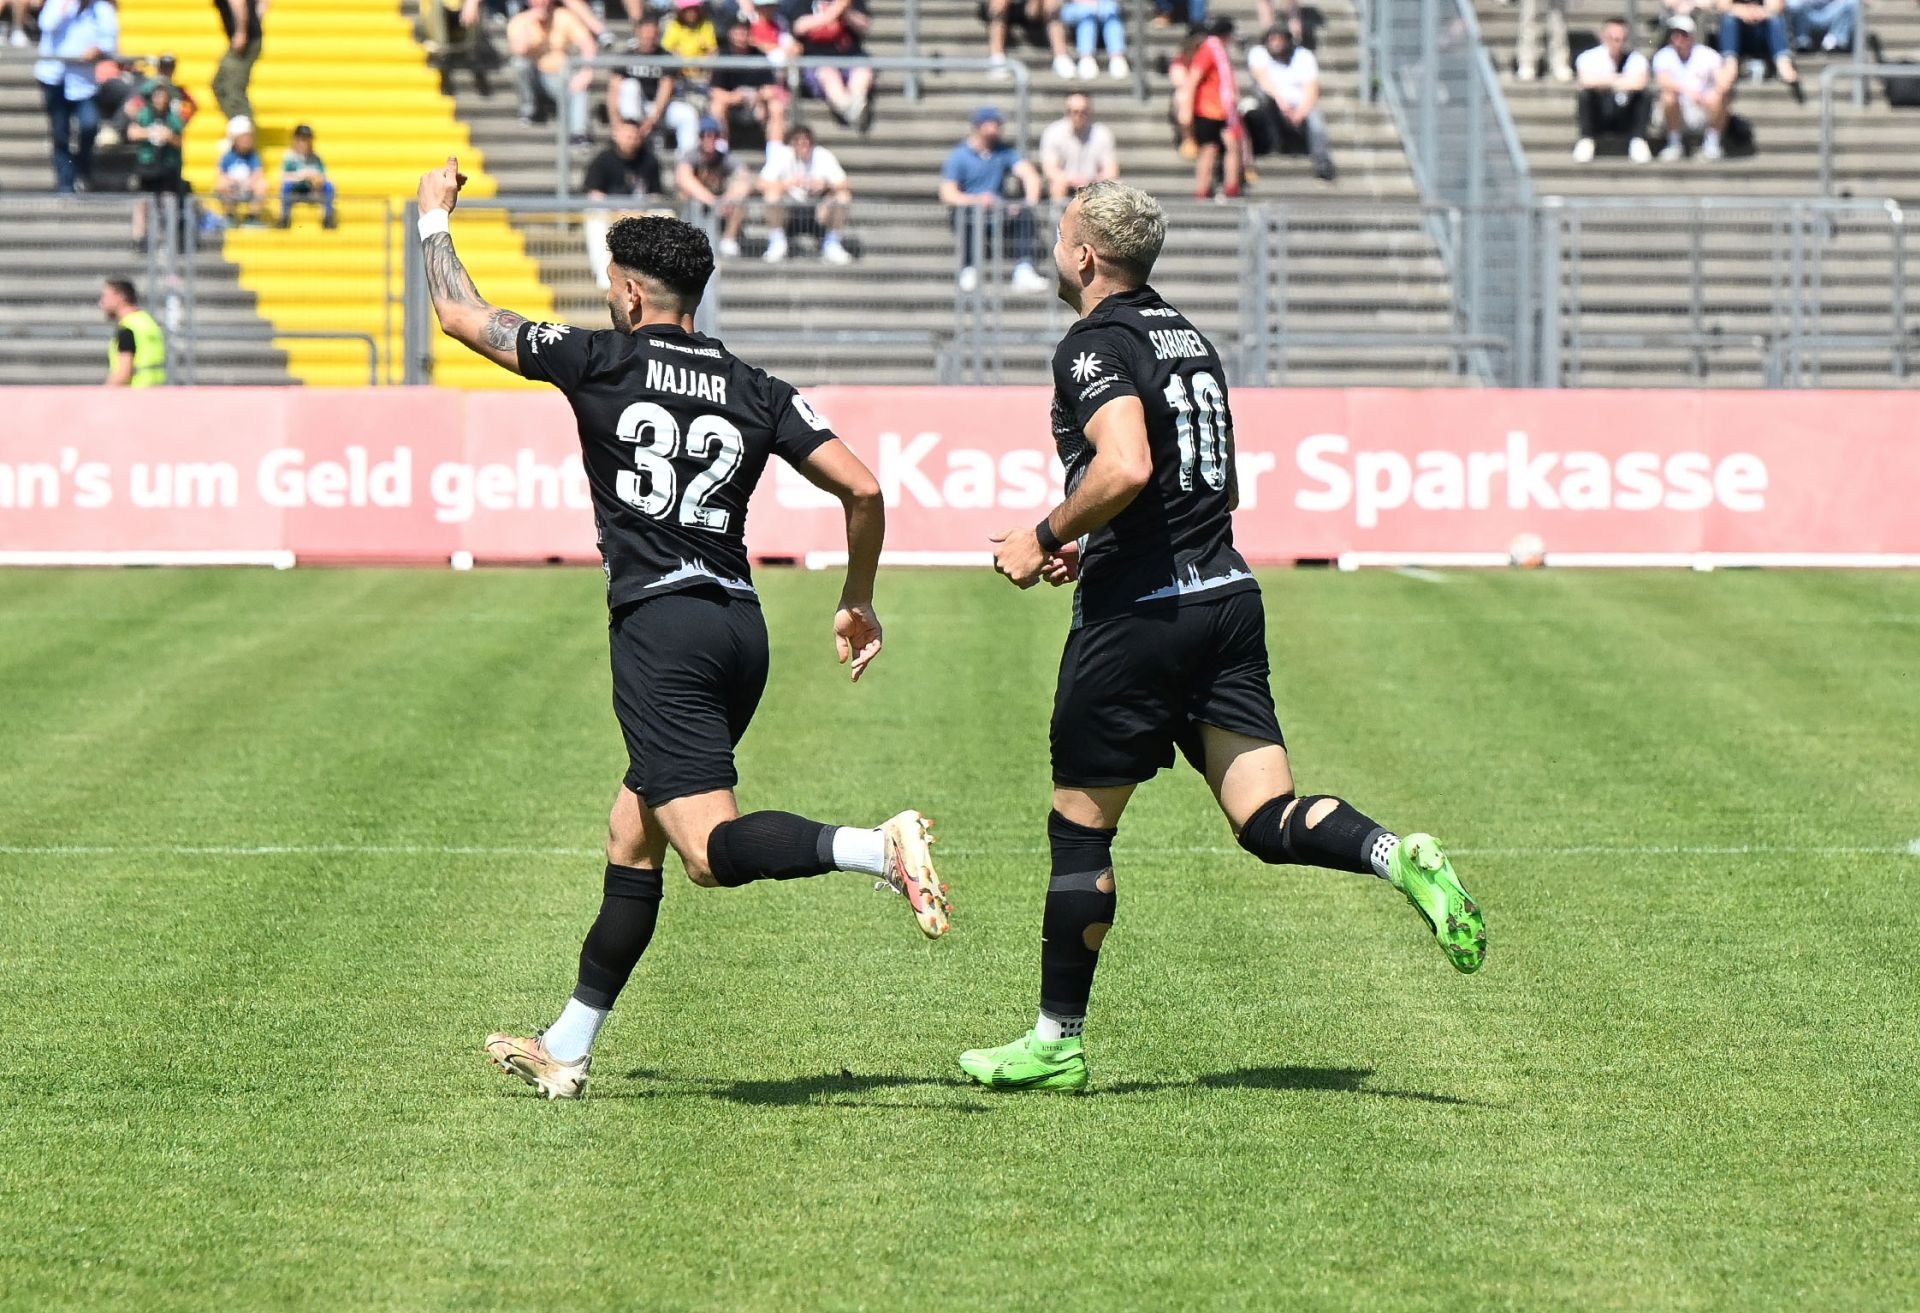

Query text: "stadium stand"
[1478, 1, 1920, 386]
[0, 47, 291, 385]
[434, 0, 1482, 386]
[108, 0, 556, 387]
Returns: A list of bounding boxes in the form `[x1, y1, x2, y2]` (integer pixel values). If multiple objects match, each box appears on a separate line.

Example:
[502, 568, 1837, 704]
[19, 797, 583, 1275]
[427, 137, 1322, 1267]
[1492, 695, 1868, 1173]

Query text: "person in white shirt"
[1572, 18, 1652, 163]
[759, 124, 854, 264]
[1651, 16, 1732, 161]
[1247, 25, 1333, 181]
[1039, 92, 1119, 200]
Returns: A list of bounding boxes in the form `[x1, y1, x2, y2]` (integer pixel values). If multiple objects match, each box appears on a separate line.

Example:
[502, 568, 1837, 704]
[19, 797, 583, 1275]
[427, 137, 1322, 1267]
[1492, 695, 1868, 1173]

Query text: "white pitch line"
[0, 842, 1913, 860]
[1392, 567, 1451, 584]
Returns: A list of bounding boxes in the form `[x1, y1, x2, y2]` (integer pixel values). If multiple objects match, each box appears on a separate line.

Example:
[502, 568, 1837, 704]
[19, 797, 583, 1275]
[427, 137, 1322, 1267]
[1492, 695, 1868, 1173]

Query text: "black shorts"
[137, 168, 185, 194]
[1050, 589, 1284, 789]
[608, 586, 769, 807]
[1190, 115, 1228, 149]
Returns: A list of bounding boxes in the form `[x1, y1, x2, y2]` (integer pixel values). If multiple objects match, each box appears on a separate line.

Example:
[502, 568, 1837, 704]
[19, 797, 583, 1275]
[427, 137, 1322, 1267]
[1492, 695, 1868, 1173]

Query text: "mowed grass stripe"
[0, 567, 1916, 1311]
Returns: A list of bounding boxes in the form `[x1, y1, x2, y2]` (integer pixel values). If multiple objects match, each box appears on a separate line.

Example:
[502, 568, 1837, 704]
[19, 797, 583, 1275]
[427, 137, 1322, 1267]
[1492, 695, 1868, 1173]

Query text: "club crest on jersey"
[1070, 351, 1104, 383]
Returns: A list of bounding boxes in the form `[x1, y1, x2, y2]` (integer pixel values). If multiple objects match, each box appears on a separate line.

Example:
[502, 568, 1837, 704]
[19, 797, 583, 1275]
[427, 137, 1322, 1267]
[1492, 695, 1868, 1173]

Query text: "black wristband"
[1035, 518, 1064, 553]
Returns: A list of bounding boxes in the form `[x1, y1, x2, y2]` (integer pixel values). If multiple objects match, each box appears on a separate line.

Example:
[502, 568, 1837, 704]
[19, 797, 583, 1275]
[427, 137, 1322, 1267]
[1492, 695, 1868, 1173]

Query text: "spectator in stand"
[509, 0, 597, 149]
[1717, 0, 1800, 98]
[1040, 91, 1118, 200]
[708, 15, 789, 145]
[279, 123, 338, 227]
[760, 123, 853, 264]
[5, 0, 36, 49]
[779, 0, 873, 130]
[1254, 0, 1320, 47]
[1176, 18, 1242, 200]
[582, 114, 666, 289]
[1653, 16, 1730, 160]
[127, 81, 186, 250]
[612, 15, 703, 157]
[1150, 0, 1204, 29]
[211, 0, 262, 121]
[939, 105, 1049, 293]
[983, 0, 1075, 83]
[214, 114, 267, 224]
[675, 115, 753, 255]
[1247, 24, 1332, 181]
[663, 0, 718, 58]
[98, 277, 166, 388]
[1514, 0, 1571, 82]
[33, 0, 115, 193]
[422, 0, 494, 97]
[1058, 0, 1128, 80]
[1784, 0, 1854, 51]
[1572, 18, 1652, 163]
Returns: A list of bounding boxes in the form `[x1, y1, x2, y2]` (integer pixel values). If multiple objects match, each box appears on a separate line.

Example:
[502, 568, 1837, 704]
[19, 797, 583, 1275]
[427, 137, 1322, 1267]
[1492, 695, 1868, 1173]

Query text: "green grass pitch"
[1, 565, 1916, 1311]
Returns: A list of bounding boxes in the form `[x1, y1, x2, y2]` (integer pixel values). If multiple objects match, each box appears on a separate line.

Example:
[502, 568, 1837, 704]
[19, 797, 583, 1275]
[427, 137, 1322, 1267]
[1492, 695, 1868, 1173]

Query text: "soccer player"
[410, 158, 952, 1100]
[960, 181, 1485, 1092]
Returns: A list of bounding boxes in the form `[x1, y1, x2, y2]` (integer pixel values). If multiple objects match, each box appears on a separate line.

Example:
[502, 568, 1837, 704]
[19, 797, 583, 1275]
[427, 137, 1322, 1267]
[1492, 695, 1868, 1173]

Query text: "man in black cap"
[279, 123, 337, 228]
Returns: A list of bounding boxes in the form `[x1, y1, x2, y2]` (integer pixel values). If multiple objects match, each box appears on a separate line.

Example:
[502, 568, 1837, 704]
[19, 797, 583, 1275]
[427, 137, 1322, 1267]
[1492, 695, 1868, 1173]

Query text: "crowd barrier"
[1, 388, 1916, 569]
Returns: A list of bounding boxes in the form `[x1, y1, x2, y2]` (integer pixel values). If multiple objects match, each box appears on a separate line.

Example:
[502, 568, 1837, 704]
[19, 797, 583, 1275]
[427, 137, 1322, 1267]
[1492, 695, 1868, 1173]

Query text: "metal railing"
[1818, 63, 1912, 197]
[555, 53, 1032, 197]
[1359, 0, 1537, 384]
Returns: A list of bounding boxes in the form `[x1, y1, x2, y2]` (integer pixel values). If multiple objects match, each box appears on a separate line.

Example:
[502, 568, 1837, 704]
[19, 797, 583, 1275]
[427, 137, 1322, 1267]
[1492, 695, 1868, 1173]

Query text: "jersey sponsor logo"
[791, 393, 831, 431]
[528, 322, 572, 352]
[1148, 328, 1209, 361]
[643, 358, 729, 406]
[1077, 376, 1117, 405]
[1069, 351, 1104, 383]
[651, 337, 725, 359]
[1135, 306, 1181, 318]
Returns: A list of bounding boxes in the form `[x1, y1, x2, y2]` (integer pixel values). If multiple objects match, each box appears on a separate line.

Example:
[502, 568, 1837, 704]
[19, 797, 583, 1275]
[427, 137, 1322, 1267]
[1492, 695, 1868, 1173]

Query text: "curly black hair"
[605, 214, 715, 311]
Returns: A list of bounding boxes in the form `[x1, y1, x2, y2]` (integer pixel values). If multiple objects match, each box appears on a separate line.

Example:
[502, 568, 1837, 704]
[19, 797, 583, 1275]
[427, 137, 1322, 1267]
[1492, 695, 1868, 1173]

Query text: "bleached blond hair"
[1072, 180, 1166, 285]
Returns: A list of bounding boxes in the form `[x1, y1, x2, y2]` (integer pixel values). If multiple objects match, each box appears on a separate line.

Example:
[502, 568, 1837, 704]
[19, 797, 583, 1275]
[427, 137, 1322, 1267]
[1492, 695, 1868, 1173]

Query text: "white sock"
[1035, 1010, 1084, 1041]
[1704, 129, 1722, 148]
[830, 825, 887, 876]
[543, 997, 608, 1063]
[1369, 831, 1400, 881]
[1667, 131, 1682, 147]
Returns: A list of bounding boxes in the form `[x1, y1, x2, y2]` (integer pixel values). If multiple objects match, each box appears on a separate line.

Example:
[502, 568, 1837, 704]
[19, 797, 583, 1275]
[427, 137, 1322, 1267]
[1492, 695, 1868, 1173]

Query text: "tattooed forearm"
[482, 309, 526, 351]
[422, 231, 483, 307]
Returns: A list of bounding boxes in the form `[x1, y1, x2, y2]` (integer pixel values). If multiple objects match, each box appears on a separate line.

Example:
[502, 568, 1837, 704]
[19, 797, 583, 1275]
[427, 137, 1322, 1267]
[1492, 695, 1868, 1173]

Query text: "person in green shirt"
[128, 82, 187, 250]
[278, 122, 337, 229]
[98, 276, 167, 388]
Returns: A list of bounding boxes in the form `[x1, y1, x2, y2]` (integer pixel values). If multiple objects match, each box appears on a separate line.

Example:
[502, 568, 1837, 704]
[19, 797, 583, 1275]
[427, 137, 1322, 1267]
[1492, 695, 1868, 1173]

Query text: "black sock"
[1039, 810, 1118, 1026]
[1238, 793, 1390, 876]
[706, 810, 837, 887]
[572, 863, 664, 1009]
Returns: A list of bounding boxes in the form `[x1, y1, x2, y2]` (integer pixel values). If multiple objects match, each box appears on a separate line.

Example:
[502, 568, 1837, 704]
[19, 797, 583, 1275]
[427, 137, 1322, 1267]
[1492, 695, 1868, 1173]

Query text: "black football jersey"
[1049, 285, 1255, 627]
[518, 319, 836, 610]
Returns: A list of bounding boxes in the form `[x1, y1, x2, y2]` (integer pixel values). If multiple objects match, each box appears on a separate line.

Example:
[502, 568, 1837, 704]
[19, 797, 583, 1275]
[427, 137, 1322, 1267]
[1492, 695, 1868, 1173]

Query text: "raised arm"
[416, 157, 528, 374]
[992, 395, 1152, 588]
[795, 437, 886, 681]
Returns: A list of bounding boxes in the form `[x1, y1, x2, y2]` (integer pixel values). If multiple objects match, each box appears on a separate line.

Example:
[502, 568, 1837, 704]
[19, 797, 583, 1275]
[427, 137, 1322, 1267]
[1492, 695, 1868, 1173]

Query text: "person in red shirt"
[1174, 18, 1243, 199]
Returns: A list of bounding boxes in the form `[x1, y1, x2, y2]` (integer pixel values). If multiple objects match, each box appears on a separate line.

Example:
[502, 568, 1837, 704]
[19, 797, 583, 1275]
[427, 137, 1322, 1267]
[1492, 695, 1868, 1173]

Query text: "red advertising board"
[1, 387, 1915, 567]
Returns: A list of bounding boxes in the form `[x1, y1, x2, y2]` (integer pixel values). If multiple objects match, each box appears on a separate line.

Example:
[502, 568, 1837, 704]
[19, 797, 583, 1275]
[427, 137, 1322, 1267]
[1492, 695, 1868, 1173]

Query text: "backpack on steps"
[1868, 35, 1920, 107]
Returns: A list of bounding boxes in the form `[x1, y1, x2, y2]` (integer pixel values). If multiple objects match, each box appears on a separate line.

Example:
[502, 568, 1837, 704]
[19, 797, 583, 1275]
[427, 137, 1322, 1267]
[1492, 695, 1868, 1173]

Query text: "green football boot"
[958, 1030, 1089, 1092]
[1388, 833, 1487, 974]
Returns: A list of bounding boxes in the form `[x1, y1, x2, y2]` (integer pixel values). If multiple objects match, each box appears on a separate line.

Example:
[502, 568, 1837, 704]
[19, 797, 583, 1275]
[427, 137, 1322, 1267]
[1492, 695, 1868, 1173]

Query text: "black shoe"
[1313, 158, 1337, 183]
[474, 66, 492, 96]
[1788, 78, 1805, 104]
[439, 68, 455, 96]
[322, 213, 338, 230]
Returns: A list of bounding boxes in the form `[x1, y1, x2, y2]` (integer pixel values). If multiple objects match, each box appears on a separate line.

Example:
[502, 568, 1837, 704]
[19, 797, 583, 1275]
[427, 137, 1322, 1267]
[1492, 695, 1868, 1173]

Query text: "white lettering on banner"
[0, 462, 60, 508]
[132, 462, 239, 509]
[258, 448, 414, 510]
[1294, 433, 1770, 529]
[1233, 451, 1277, 510]
[774, 433, 1067, 511]
[429, 452, 591, 524]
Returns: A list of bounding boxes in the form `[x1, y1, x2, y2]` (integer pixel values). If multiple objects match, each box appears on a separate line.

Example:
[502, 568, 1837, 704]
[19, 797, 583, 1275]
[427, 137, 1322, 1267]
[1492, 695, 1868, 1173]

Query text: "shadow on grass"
[1103, 1065, 1488, 1107]
[596, 1066, 992, 1112]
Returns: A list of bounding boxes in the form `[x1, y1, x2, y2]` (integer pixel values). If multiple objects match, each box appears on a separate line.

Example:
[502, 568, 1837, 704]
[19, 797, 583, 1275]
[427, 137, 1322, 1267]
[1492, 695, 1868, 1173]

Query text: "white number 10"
[1163, 371, 1229, 492]
[613, 401, 744, 532]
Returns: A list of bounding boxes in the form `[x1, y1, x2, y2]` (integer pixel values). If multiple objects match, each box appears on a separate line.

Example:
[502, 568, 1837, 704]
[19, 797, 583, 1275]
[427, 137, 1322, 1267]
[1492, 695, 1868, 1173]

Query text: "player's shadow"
[1102, 1065, 1487, 1107]
[613, 1066, 992, 1111]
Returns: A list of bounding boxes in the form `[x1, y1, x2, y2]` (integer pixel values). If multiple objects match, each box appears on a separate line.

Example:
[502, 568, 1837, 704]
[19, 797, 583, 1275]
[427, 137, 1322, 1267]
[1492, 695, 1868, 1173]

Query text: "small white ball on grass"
[1507, 533, 1546, 569]
[451, 551, 474, 572]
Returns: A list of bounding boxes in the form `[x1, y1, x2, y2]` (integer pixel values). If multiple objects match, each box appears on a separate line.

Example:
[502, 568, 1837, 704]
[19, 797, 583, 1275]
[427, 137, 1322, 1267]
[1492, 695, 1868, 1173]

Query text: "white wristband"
[417, 209, 450, 240]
